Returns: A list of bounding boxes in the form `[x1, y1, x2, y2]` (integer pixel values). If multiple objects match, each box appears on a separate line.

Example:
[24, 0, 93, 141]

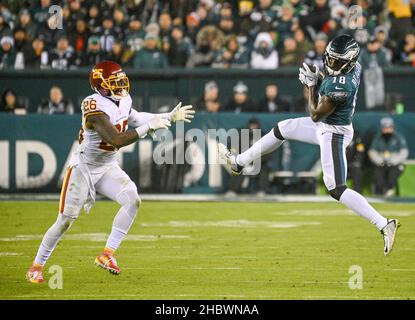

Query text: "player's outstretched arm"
[128, 103, 195, 128]
[88, 113, 170, 149]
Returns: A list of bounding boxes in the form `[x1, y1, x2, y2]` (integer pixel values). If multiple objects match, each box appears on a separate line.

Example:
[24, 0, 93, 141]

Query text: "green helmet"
[323, 34, 360, 76]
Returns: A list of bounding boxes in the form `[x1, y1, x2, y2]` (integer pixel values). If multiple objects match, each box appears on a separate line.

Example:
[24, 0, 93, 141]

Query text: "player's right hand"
[148, 116, 171, 130]
[299, 63, 319, 87]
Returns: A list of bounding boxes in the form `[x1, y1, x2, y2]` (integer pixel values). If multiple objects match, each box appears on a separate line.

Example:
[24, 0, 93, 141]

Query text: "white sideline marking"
[0, 233, 190, 242]
[0, 252, 22, 256]
[273, 210, 415, 216]
[141, 220, 321, 228]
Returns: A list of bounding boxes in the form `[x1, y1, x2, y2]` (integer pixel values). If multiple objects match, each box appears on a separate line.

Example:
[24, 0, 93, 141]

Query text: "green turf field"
[0, 201, 414, 300]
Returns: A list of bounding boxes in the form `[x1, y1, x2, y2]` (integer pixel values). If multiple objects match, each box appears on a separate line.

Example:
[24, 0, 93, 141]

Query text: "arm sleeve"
[368, 149, 384, 166]
[389, 149, 409, 166]
[128, 109, 171, 127]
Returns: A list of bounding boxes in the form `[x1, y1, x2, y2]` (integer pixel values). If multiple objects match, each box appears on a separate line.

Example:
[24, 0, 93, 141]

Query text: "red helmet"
[89, 61, 130, 100]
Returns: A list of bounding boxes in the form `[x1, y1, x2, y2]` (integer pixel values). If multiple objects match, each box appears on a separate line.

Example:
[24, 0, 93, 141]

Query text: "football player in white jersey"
[26, 61, 195, 283]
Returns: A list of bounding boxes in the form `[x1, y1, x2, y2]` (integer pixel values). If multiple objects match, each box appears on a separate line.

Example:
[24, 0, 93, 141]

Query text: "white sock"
[34, 214, 75, 266]
[339, 189, 388, 230]
[236, 130, 283, 167]
[105, 204, 138, 251]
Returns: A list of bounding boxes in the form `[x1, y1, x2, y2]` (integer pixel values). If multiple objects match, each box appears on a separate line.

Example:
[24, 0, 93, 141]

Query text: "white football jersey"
[76, 93, 132, 166]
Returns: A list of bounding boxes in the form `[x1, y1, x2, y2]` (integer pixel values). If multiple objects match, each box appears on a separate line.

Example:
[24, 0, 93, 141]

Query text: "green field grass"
[0, 201, 414, 300]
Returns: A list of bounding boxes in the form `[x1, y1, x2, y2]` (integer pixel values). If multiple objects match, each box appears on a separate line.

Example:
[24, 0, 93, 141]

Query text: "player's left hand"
[299, 63, 320, 87]
[169, 102, 195, 123]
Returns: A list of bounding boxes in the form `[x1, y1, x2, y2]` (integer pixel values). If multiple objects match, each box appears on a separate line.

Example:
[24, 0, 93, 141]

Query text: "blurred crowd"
[0, 0, 415, 70]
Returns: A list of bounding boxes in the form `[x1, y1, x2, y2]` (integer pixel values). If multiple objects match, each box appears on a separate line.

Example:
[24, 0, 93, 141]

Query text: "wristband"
[135, 123, 150, 138]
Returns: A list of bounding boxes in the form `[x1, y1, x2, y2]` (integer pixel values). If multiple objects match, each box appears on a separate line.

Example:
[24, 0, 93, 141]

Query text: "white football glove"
[299, 63, 320, 87]
[148, 116, 171, 130]
[169, 102, 195, 123]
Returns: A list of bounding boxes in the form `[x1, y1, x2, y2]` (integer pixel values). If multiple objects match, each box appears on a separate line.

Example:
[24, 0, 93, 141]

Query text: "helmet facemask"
[323, 53, 355, 76]
[92, 68, 130, 101]
[323, 41, 360, 76]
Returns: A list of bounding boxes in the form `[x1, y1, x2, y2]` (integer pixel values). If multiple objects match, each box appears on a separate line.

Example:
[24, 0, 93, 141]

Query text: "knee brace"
[329, 185, 347, 201]
[273, 123, 285, 140]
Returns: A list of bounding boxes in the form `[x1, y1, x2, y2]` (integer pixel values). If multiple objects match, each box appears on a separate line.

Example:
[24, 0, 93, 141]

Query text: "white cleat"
[217, 143, 243, 176]
[381, 219, 400, 256]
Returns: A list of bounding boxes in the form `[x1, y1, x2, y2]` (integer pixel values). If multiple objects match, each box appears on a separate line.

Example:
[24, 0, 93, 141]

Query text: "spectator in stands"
[0, 13, 11, 39]
[186, 12, 201, 43]
[368, 117, 409, 196]
[397, 30, 415, 66]
[279, 37, 305, 67]
[224, 81, 257, 113]
[197, 81, 221, 112]
[49, 36, 75, 70]
[360, 36, 391, 110]
[159, 12, 173, 39]
[167, 26, 192, 67]
[23, 36, 48, 69]
[374, 26, 393, 61]
[66, 0, 85, 31]
[187, 25, 224, 68]
[293, 28, 312, 58]
[0, 89, 27, 115]
[82, 36, 104, 67]
[17, 9, 37, 42]
[33, 0, 51, 25]
[213, 35, 249, 68]
[12, 28, 29, 69]
[218, 16, 235, 36]
[87, 3, 101, 33]
[0, 36, 16, 69]
[387, 0, 413, 45]
[300, 0, 330, 38]
[346, 131, 366, 193]
[133, 33, 168, 69]
[113, 7, 128, 40]
[258, 84, 291, 113]
[291, 86, 309, 113]
[304, 32, 327, 71]
[250, 0, 278, 35]
[105, 39, 126, 66]
[276, 3, 298, 42]
[125, 15, 145, 53]
[97, 15, 116, 53]
[36, 14, 66, 49]
[250, 32, 278, 69]
[13, 27, 29, 53]
[38, 86, 74, 115]
[69, 19, 90, 58]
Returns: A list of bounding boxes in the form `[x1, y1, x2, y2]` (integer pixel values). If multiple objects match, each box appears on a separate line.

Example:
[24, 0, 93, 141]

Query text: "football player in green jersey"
[218, 34, 399, 256]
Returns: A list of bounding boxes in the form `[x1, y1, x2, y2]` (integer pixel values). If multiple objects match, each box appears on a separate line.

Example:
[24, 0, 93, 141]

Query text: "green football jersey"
[318, 62, 362, 125]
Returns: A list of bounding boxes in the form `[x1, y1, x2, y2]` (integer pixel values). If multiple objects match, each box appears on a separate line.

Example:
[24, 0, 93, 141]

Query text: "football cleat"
[95, 252, 121, 275]
[26, 264, 46, 284]
[381, 219, 400, 256]
[217, 143, 243, 176]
